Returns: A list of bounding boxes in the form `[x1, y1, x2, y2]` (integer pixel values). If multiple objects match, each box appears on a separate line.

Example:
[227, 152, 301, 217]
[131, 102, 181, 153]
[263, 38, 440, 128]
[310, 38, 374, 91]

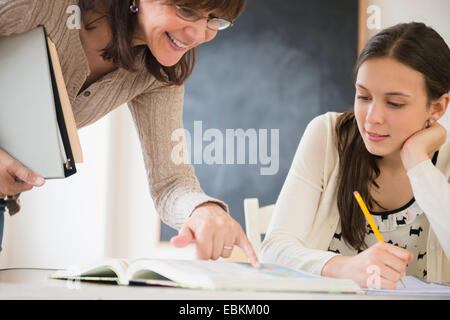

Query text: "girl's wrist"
[321, 255, 349, 278]
[400, 145, 429, 172]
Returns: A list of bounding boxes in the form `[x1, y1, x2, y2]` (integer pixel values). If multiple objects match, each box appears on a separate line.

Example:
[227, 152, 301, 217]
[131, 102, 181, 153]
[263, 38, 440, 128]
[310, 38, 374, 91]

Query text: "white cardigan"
[260, 112, 450, 283]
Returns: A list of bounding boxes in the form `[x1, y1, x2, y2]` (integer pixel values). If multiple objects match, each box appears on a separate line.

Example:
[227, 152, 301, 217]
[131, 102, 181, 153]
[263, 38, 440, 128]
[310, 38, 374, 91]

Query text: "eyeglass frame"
[174, 5, 234, 31]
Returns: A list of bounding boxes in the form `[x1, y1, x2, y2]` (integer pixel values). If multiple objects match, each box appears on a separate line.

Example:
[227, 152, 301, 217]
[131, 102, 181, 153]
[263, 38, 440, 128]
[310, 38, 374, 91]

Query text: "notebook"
[0, 26, 83, 179]
[50, 258, 363, 294]
[367, 276, 450, 296]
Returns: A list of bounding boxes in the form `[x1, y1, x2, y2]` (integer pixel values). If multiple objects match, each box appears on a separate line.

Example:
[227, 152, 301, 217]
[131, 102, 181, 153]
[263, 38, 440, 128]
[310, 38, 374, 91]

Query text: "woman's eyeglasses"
[175, 5, 233, 31]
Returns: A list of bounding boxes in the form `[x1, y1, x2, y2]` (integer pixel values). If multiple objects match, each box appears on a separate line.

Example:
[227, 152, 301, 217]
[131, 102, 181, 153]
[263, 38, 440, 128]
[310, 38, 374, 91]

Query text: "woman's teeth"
[166, 32, 188, 49]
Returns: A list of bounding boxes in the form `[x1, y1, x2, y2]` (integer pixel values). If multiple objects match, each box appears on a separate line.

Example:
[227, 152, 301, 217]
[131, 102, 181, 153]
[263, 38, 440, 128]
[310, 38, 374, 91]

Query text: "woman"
[260, 22, 450, 288]
[0, 0, 259, 266]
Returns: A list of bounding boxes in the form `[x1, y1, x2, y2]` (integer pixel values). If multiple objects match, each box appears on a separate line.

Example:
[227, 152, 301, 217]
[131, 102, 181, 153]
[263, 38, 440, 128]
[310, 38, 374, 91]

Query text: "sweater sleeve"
[407, 159, 450, 259]
[0, 0, 35, 37]
[0, 0, 72, 38]
[259, 115, 338, 275]
[128, 83, 229, 231]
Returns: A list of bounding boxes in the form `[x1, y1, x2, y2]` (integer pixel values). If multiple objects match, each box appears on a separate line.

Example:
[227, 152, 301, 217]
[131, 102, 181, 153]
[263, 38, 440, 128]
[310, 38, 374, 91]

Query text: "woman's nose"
[184, 20, 217, 45]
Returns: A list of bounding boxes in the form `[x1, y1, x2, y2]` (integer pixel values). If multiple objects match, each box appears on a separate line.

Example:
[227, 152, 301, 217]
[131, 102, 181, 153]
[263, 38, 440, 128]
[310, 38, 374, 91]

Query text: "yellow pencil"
[353, 191, 406, 288]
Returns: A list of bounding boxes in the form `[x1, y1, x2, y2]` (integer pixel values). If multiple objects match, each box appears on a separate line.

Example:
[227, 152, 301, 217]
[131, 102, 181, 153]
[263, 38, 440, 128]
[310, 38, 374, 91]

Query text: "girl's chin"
[364, 144, 401, 158]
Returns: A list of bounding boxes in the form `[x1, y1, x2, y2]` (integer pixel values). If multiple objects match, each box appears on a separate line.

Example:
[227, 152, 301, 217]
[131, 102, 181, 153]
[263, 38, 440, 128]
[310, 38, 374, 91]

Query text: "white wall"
[365, 0, 450, 130]
[0, 111, 112, 268]
[366, 0, 450, 41]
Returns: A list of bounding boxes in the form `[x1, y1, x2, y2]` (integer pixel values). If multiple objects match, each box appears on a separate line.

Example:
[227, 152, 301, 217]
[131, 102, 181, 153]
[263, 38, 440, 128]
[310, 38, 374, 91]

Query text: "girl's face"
[354, 57, 432, 159]
[133, 1, 218, 66]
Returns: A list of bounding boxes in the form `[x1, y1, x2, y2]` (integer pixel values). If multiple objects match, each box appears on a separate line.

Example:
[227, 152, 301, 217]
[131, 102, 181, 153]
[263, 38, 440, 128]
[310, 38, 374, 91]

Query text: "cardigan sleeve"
[259, 115, 338, 275]
[0, 0, 35, 37]
[407, 159, 450, 259]
[0, 0, 73, 38]
[128, 83, 229, 231]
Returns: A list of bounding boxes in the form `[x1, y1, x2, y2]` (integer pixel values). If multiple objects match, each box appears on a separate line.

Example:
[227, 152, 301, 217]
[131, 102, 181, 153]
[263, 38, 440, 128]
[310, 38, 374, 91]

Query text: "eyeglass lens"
[175, 6, 231, 30]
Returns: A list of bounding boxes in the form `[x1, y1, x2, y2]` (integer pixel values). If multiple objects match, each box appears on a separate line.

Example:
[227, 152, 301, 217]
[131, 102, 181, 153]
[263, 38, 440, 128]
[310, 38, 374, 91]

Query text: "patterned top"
[327, 152, 439, 280]
[328, 200, 429, 279]
[260, 112, 450, 283]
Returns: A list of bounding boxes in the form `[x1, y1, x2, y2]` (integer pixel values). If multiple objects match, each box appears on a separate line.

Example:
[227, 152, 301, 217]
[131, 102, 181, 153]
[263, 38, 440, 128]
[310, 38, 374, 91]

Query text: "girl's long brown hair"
[335, 22, 450, 250]
[78, 0, 247, 86]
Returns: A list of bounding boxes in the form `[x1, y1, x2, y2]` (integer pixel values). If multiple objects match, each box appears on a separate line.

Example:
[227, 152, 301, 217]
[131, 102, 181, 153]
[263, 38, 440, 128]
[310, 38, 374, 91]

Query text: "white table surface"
[0, 269, 449, 300]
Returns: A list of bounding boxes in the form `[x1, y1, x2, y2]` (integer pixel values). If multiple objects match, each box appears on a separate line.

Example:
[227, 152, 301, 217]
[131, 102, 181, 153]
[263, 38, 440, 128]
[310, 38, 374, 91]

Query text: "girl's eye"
[388, 102, 405, 108]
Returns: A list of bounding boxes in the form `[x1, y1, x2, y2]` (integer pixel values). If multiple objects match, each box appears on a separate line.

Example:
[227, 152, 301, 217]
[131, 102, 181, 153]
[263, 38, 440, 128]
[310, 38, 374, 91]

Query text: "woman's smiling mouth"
[166, 32, 189, 50]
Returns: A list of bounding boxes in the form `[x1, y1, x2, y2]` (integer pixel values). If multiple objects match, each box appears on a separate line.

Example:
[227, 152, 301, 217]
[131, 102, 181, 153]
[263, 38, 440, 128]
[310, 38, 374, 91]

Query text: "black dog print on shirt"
[409, 226, 423, 237]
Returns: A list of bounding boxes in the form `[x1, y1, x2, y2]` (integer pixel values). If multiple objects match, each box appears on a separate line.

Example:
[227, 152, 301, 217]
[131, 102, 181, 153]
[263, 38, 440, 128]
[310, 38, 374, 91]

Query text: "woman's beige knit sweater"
[0, 0, 228, 230]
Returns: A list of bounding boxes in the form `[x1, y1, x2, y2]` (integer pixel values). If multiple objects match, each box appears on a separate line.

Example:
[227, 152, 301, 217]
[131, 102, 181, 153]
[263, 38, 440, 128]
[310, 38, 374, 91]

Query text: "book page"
[125, 259, 363, 293]
[52, 258, 362, 293]
[129, 259, 319, 281]
[51, 258, 130, 284]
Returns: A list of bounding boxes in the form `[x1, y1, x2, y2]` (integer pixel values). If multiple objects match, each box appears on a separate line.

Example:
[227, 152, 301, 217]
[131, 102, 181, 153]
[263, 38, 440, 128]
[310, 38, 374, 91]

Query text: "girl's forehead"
[358, 58, 425, 86]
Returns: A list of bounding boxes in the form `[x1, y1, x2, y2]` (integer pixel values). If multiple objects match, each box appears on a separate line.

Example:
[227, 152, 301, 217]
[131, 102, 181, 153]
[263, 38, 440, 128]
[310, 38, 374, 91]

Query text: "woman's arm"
[0, 0, 34, 36]
[128, 84, 228, 230]
[0, 0, 71, 38]
[259, 115, 339, 275]
[128, 83, 259, 265]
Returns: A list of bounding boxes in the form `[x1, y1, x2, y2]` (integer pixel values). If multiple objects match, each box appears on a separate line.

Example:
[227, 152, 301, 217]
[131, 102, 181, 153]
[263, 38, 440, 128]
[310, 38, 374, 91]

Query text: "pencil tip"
[400, 278, 406, 288]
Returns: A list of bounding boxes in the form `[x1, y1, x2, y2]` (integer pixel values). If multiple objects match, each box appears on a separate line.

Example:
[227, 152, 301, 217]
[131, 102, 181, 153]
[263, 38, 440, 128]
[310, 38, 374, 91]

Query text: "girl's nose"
[366, 101, 384, 125]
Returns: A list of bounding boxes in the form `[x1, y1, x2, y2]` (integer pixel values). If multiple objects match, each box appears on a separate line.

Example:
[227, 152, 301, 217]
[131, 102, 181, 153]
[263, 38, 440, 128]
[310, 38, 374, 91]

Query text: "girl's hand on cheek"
[400, 121, 447, 171]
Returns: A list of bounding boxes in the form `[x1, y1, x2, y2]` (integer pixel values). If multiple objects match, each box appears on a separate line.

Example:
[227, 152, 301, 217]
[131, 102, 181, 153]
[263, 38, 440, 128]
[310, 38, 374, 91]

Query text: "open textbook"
[51, 258, 363, 294]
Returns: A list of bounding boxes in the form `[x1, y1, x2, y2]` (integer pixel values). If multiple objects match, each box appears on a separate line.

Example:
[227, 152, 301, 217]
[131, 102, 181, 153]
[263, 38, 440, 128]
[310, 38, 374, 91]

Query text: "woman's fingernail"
[250, 259, 261, 268]
[35, 177, 45, 185]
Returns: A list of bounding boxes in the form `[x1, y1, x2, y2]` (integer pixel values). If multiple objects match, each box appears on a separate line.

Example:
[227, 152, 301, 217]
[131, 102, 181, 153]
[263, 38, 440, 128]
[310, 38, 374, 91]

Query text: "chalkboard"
[161, 0, 358, 240]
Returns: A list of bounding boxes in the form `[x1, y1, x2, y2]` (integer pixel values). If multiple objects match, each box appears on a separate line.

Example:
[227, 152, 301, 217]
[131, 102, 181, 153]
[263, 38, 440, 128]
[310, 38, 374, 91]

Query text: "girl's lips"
[366, 131, 389, 142]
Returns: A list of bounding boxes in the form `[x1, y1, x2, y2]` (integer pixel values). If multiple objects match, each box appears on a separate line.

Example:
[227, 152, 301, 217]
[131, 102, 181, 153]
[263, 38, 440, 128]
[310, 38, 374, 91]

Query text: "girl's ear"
[430, 93, 450, 122]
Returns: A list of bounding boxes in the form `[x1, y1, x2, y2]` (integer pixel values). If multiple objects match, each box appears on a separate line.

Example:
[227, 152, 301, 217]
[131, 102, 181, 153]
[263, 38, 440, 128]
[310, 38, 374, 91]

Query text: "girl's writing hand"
[322, 242, 414, 289]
